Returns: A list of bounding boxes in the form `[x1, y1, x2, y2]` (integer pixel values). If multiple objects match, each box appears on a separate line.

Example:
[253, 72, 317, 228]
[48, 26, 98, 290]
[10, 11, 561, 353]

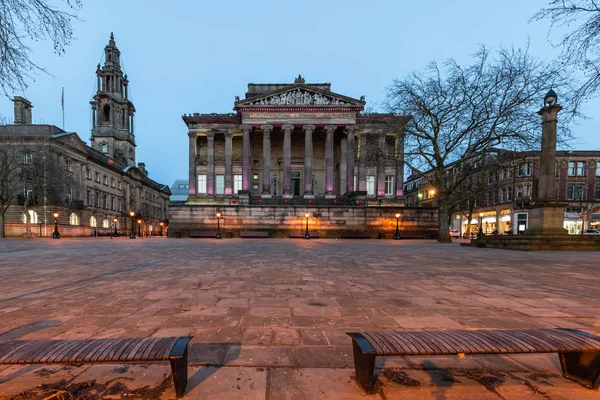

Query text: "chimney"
[137, 162, 148, 177]
[12, 96, 33, 124]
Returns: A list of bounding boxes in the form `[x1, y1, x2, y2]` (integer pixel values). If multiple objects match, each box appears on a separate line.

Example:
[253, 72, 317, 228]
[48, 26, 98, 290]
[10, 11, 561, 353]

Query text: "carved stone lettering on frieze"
[249, 89, 349, 106]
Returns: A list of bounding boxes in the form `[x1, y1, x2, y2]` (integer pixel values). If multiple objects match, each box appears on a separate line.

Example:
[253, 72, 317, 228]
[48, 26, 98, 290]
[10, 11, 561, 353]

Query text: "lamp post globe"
[113, 218, 118, 237]
[52, 212, 60, 239]
[393, 212, 401, 240]
[159, 221, 164, 237]
[216, 212, 222, 239]
[137, 219, 142, 238]
[129, 211, 136, 239]
[304, 212, 310, 239]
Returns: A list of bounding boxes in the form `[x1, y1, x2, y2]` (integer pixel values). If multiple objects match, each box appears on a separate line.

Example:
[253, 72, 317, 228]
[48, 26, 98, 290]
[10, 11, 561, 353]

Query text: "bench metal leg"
[559, 351, 600, 390]
[351, 339, 377, 393]
[169, 338, 191, 397]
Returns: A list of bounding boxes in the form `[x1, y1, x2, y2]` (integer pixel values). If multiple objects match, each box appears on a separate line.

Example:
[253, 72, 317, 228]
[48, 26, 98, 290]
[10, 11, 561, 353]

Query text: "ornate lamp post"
[137, 219, 142, 238]
[216, 212, 222, 239]
[129, 211, 136, 239]
[113, 218, 118, 237]
[52, 212, 60, 239]
[304, 212, 310, 240]
[159, 221, 164, 237]
[478, 212, 484, 239]
[393, 213, 401, 240]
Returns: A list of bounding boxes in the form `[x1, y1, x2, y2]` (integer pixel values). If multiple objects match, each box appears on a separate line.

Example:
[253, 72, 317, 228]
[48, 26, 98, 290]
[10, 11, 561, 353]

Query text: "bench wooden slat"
[554, 329, 600, 349]
[18, 341, 51, 363]
[0, 342, 33, 362]
[483, 330, 536, 353]
[426, 331, 465, 354]
[516, 330, 566, 352]
[465, 331, 513, 353]
[537, 330, 588, 352]
[410, 332, 449, 355]
[404, 332, 440, 354]
[139, 338, 164, 361]
[159, 337, 181, 360]
[442, 331, 485, 353]
[511, 331, 551, 352]
[40, 340, 76, 363]
[110, 338, 139, 361]
[386, 332, 422, 354]
[125, 337, 153, 361]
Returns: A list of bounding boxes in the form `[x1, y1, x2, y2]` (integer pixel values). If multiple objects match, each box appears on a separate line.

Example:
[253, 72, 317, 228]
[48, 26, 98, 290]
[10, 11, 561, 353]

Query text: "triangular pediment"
[235, 84, 365, 108]
[54, 132, 89, 153]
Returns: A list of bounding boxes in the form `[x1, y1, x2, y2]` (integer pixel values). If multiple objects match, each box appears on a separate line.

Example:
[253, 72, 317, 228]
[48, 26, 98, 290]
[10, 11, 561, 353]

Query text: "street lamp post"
[393, 213, 401, 240]
[216, 212, 221, 239]
[129, 211, 136, 239]
[159, 221, 164, 237]
[478, 212, 484, 239]
[137, 219, 142, 238]
[113, 218, 118, 237]
[52, 212, 60, 239]
[304, 212, 310, 239]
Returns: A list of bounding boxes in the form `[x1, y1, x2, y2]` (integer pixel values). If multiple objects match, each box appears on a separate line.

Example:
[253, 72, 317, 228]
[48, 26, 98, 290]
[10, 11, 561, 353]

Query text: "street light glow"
[53, 212, 59, 218]
[216, 212, 221, 218]
[395, 213, 400, 218]
[129, 211, 135, 217]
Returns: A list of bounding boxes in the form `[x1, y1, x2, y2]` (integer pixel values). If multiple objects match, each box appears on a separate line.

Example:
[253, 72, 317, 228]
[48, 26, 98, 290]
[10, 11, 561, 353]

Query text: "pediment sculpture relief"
[249, 89, 349, 106]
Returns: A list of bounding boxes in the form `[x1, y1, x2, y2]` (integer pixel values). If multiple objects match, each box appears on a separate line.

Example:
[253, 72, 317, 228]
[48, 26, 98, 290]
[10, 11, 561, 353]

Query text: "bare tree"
[0, 0, 81, 96]
[0, 135, 72, 237]
[571, 187, 600, 234]
[532, 1, 600, 111]
[385, 46, 573, 242]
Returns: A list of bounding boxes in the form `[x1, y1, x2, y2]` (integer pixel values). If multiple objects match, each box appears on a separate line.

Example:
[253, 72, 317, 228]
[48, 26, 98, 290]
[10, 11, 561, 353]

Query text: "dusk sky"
[0, 0, 597, 187]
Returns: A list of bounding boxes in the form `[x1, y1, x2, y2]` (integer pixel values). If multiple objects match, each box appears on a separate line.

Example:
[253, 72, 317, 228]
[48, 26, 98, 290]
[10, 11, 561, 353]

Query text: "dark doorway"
[291, 171, 300, 196]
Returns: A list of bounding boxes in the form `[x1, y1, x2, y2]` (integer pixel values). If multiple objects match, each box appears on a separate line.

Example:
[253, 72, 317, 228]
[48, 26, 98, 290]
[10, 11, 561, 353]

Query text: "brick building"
[403, 149, 600, 236]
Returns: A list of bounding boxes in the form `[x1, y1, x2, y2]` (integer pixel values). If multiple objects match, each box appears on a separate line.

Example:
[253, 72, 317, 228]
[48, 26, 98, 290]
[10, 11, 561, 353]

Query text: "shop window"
[102, 219, 110, 228]
[90, 216, 97, 227]
[22, 210, 38, 224]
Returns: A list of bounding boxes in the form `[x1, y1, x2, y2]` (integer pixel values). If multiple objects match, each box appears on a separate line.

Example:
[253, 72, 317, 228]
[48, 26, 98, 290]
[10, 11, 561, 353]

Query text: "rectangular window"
[85, 168, 90, 180]
[197, 174, 207, 194]
[596, 184, 600, 200]
[524, 184, 531, 197]
[118, 181, 122, 190]
[366, 175, 375, 195]
[23, 181, 32, 197]
[506, 186, 512, 201]
[577, 161, 585, 176]
[86, 190, 91, 206]
[95, 172, 100, 182]
[597, 162, 600, 177]
[567, 184, 574, 200]
[384, 175, 394, 196]
[118, 199, 122, 212]
[23, 152, 33, 164]
[65, 160, 72, 172]
[233, 174, 242, 194]
[215, 174, 225, 195]
[518, 163, 531, 176]
[110, 178, 115, 188]
[354, 175, 358, 191]
[568, 161, 585, 176]
[103, 175, 108, 185]
[502, 169, 512, 180]
[568, 161, 575, 176]
[575, 184, 584, 200]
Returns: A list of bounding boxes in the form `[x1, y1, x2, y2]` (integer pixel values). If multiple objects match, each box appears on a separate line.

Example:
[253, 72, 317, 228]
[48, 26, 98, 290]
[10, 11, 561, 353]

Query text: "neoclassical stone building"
[0, 34, 170, 237]
[183, 76, 406, 204]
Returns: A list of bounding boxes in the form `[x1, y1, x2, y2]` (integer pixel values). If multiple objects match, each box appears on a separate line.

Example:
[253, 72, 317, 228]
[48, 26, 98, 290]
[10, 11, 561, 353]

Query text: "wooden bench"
[0, 336, 192, 397]
[289, 231, 320, 238]
[347, 329, 600, 393]
[240, 231, 269, 238]
[340, 231, 370, 239]
[189, 230, 218, 238]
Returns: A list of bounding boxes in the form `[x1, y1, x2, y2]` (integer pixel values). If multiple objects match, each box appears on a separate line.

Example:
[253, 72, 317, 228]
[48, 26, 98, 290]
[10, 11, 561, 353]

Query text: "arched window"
[90, 216, 97, 227]
[22, 210, 38, 224]
[103, 105, 110, 123]
[100, 142, 108, 153]
[69, 213, 79, 225]
[102, 219, 110, 228]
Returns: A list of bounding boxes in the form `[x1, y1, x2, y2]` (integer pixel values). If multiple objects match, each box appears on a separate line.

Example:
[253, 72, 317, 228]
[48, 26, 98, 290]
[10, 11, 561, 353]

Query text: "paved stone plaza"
[0, 238, 598, 399]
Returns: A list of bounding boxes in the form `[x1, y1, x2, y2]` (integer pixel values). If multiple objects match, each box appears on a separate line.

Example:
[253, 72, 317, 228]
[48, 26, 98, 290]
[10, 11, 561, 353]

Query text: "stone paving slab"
[0, 238, 598, 399]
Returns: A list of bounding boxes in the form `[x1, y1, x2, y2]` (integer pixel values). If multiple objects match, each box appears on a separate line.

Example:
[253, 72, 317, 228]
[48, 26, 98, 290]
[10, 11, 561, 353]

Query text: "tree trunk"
[0, 213, 5, 238]
[437, 201, 451, 242]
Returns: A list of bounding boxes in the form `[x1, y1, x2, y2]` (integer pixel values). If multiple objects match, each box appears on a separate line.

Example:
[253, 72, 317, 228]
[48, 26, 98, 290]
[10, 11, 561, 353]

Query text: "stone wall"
[168, 205, 438, 239]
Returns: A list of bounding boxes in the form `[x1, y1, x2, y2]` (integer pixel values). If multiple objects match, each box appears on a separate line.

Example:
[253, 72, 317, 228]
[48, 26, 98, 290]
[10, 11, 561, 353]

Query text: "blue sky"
[1, 0, 597, 186]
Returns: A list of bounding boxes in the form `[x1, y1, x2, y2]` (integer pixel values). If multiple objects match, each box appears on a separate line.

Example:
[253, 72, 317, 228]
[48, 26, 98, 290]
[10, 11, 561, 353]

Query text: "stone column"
[537, 104, 562, 201]
[358, 133, 367, 191]
[346, 125, 356, 193]
[224, 132, 233, 195]
[188, 133, 197, 195]
[303, 125, 315, 197]
[324, 125, 336, 196]
[281, 124, 294, 197]
[206, 132, 215, 195]
[395, 133, 404, 198]
[241, 125, 251, 191]
[261, 125, 273, 196]
[377, 134, 386, 196]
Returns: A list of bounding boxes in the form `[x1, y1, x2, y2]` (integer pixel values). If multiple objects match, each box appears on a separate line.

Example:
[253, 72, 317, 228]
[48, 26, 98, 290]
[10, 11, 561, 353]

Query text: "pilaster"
[345, 125, 356, 193]
[303, 125, 315, 197]
[241, 125, 252, 191]
[282, 124, 294, 198]
[324, 125, 336, 197]
[188, 132, 197, 195]
[261, 125, 273, 197]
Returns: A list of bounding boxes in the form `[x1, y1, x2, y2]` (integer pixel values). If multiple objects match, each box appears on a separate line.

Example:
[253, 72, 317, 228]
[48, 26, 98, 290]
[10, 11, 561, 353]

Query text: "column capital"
[324, 124, 337, 132]
[345, 125, 357, 133]
[240, 124, 252, 132]
[281, 124, 294, 132]
[303, 124, 316, 132]
[260, 124, 273, 133]
[206, 131, 215, 139]
[224, 132, 232, 139]
[188, 131, 197, 138]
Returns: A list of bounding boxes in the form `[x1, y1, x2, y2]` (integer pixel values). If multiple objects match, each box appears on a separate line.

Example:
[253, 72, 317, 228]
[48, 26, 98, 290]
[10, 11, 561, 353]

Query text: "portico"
[183, 76, 406, 204]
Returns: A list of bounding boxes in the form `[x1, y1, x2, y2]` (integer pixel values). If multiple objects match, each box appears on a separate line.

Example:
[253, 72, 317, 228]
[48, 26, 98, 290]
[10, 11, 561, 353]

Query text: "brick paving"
[0, 237, 598, 399]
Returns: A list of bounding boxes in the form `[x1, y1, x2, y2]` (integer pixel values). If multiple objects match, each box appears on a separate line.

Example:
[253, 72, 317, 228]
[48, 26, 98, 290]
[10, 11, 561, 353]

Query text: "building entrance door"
[291, 171, 300, 196]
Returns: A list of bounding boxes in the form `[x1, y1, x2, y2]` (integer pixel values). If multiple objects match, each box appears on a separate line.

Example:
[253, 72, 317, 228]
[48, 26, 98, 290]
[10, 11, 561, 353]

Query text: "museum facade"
[183, 76, 406, 205]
